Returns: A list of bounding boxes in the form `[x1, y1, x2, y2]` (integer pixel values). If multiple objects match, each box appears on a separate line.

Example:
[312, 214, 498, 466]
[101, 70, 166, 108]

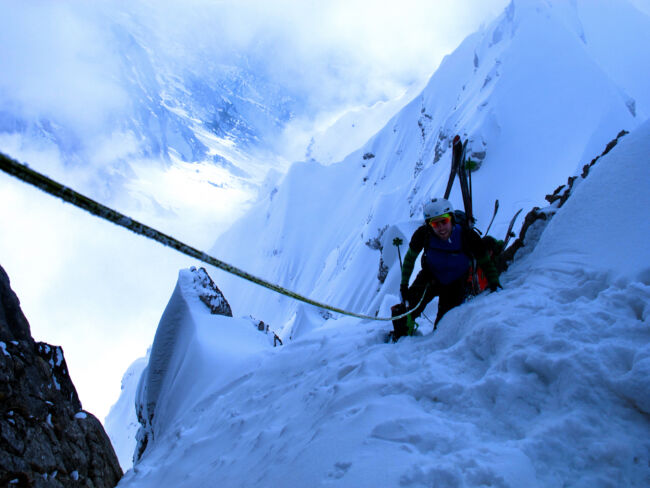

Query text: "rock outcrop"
[0, 264, 122, 487]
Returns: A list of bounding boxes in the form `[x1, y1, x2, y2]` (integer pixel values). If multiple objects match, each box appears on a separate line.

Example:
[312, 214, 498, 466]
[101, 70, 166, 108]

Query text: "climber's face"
[429, 214, 452, 240]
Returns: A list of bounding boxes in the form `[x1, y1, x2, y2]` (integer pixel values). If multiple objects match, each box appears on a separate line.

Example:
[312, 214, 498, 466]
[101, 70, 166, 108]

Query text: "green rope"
[0, 152, 424, 322]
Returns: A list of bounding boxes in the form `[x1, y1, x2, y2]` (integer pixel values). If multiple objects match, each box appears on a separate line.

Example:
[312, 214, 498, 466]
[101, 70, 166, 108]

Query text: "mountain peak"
[210, 0, 646, 332]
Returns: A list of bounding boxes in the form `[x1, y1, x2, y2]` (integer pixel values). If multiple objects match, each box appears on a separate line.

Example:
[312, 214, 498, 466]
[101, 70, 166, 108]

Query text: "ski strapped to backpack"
[485, 199, 499, 236]
[449, 135, 521, 252]
[0, 151, 419, 324]
[457, 139, 473, 225]
[443, 135, 462, 200]
[443, 135, 515, 296]
[444, 135, 482, 293]
[444, 135, 474, 228]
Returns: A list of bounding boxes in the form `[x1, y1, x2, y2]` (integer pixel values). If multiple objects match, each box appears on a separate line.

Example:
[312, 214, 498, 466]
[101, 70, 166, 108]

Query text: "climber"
[399, 197, 501, 330]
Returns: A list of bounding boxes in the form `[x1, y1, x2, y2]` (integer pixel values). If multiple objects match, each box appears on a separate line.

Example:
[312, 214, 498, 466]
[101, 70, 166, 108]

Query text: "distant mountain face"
[0, 3, 303, 196]
[212, 0, 650, 333]
[108, 23, 300, 162]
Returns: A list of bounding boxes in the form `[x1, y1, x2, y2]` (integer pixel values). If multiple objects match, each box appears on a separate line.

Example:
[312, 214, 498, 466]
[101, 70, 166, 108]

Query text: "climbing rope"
[0, 152, 424, 322]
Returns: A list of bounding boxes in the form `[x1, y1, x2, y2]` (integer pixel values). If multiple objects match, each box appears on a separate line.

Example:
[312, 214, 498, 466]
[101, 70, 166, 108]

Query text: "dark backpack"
[453, 209, 503, 295]
[453, 209, 471, 231]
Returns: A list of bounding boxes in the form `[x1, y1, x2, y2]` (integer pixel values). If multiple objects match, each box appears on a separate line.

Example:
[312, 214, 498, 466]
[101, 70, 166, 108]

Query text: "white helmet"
[423, 198, 454, 221]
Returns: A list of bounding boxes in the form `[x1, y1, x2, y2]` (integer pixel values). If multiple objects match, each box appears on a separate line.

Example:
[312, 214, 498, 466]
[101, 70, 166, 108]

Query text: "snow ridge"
[211, 0, 647, 339]
[119, 118, 650, 488]
[110, 1, 650, 484]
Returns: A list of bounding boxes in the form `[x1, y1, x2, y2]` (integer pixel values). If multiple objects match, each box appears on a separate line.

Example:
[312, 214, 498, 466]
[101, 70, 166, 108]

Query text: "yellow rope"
[0, 152, 425, 322]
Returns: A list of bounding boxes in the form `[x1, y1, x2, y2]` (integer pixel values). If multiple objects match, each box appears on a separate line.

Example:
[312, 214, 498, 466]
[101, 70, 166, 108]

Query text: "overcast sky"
[1, 0, 510, 144]
[1, 0, 516, 421]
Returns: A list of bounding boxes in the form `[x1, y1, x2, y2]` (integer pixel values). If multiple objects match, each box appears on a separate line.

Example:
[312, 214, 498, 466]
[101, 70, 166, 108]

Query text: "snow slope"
[107, 0, 650, 480]
[105, 355, 149, 470]
[117, 121, 650, 486]
[209, 0, 649, 337]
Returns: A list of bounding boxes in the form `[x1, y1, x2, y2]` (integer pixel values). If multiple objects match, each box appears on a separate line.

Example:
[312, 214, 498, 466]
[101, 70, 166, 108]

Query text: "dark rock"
[559, 176, 577, 206]
[602, 130, 628, 156]
[545, 183, 566, 204]
[247, 317, 283, 347]
[377, 257, 389, 284]
[0, 264, 122, 487]
[432, 132, 449, 164]
[0, 266, 31, 343]
[364, 226, 388, 251]
[496, 207, 547, 273]
[190, 267, 233, 317]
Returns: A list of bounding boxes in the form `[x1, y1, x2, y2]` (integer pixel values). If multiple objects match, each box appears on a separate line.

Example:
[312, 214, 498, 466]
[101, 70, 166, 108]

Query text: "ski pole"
[393, 237, 403, 270]
[393, 237, 424, 337]
[393, 237, 408, 306]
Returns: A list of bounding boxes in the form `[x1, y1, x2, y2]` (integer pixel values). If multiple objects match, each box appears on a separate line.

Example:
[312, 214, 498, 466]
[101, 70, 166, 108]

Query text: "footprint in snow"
[327, 461, 352, 480]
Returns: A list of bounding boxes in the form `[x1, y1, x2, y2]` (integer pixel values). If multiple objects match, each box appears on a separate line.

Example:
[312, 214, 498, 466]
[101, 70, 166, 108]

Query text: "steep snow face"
[211, 0, 648, 335]
[525, 120, 650, 281]
[574, 0, 650, 118]
[116, 123, 650, 487]
[105, 355, 148, 470]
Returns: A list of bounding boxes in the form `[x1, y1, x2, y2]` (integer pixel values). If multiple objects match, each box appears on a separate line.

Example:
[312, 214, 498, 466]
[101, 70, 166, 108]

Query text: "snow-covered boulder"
[133, 267, 271, 462]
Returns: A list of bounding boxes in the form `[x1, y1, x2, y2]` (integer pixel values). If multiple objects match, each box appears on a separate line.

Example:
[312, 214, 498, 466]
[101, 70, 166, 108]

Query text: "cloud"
[0, 0, 509, 164]
[115, 0, 507, 163]
[0, 169, 199, 419]
[109, 0, 509, 112]
[0, 1, 128, 134]
[0, 0, 511, 422]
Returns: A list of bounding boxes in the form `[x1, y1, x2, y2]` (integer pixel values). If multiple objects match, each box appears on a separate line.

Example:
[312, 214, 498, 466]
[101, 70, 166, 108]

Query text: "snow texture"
[115, 103, 650, 488]
[105, 355, 148, 470]
[202, 0, 649, 343]
[109, 0, 650, 486]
